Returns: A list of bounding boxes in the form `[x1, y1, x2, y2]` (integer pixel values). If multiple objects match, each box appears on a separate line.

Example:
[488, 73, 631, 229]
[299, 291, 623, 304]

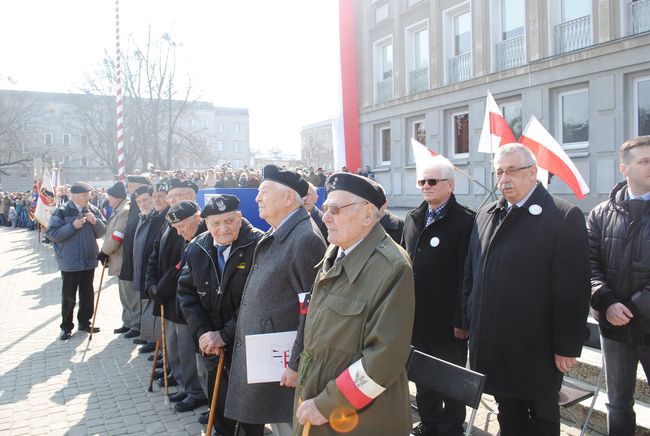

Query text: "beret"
[126, 175, 151, 185]
[326, 172, 386, 209]
[132, 185, 153, 199]
[201, 194, 240, 218]
[153, 182, 168, 193]
[168, 178, 198, 193]
[166, 200, 200, 224]
[70, 181, 93, 194]
[261, 164, 309, 197]
[106, 182, 127, 199]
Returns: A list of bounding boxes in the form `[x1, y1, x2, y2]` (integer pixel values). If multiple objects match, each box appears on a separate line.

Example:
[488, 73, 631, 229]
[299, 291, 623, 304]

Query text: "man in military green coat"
[293, 173, 415, 436]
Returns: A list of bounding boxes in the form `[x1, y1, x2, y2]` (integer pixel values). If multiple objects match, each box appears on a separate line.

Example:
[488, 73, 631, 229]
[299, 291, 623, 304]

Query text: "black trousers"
[494, 394, 560, 436]
[60, 269, 95, 331]
[414, 338, 468, 436]
[202, 355, 265, 436]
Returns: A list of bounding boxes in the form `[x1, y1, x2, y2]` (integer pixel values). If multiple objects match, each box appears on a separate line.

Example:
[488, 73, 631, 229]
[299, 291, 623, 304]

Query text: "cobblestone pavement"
[0, 226, 597, 435]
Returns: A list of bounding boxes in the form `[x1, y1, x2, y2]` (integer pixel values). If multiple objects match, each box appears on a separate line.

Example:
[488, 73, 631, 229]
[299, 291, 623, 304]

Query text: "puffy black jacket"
[177, 218, 263, 352]
[588, 180, 650, 345]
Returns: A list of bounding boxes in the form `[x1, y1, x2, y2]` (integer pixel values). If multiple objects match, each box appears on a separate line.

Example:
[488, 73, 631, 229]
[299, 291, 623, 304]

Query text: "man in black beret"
[225, 166, 326, 435]
[178, 195, 265, 434]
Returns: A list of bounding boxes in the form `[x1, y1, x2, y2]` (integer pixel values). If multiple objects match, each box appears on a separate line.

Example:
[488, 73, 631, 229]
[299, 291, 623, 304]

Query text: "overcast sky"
[0, 0, 341, 155]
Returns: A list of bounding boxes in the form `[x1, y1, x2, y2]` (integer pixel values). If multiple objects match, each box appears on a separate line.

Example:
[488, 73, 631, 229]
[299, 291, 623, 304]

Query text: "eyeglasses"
[417, 178, 449, 187]
[322, 202, 362, 215]
[495, 165, 533, 179]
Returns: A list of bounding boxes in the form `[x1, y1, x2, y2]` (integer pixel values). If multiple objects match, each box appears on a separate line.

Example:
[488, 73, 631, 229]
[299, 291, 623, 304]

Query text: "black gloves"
[97, 252, 109, 263]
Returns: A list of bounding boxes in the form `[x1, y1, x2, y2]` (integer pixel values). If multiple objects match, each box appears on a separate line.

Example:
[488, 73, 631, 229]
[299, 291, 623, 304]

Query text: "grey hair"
[494, 143, 537, 167]
[422, 155, 455, 181]
[275, 182, 304, 206]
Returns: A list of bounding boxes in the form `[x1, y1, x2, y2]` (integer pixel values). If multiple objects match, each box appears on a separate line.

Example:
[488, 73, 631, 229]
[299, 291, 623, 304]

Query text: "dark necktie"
[425, 209, 434, 228]
[335, 250, 346, 265]
[217, 245, 229, 278]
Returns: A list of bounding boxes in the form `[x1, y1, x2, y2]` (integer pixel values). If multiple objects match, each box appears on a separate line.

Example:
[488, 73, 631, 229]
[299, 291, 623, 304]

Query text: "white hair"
[422, 155, 455, 181]
[274, 181, 304, 206]
[495, 143, 537, 167]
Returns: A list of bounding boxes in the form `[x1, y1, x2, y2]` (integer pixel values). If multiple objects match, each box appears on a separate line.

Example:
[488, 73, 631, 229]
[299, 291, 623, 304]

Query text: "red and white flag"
[478, 91, 516, 154]
[410, 138, 438, 183]
[34, 167, 56, 227]
[519, 116, 590, 199]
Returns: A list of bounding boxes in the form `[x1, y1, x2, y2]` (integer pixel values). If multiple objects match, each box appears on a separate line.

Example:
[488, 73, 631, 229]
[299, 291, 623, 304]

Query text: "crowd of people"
[0, 190, 38, 229]
[26, 135, 650, 436]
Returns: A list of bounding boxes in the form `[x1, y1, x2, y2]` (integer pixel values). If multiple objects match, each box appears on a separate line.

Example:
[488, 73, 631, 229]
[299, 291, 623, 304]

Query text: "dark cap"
[126, 175, 151, 185]
[70, 181, 93, 194]
[326, 172, 386, 209]
[168, 178, 198, 193]
[166, 200, 200, 224]
[201, 194, 240, 218]
[153, 182, 168, 193]
[106, 182, 127, 199]
[132, 185, 153, 199]
[262, 165, 309, 197]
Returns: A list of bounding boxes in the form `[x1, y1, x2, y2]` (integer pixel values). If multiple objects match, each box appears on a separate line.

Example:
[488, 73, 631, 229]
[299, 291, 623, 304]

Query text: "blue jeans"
[601, 336, 650, 436]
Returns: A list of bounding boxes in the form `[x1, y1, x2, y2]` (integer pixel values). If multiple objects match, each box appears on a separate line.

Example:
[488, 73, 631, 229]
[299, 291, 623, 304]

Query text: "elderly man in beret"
[46, 181, 107, 340]
[178, 195, 265, 435]
[226, 165, 326, 436]
[293, 173, 415, 436]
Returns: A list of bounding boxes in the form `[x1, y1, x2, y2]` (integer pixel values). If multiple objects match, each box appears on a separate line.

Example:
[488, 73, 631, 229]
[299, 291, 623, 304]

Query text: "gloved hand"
[147, 285, 159, 302]
[97, 252, 109, 264]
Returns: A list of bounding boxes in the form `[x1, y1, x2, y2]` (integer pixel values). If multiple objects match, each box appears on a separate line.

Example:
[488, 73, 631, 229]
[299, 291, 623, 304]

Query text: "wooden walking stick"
[160, 304, 170, 405]
[147, 340, 161, 392]
[88, 259, 107, 342]
[205, 349, 225, 436]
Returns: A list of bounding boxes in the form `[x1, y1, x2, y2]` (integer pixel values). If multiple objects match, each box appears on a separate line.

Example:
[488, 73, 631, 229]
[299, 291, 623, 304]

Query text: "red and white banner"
[34, 168, 56, 227]
[519, 116, 590, 199]
[336, 358, 385, 409]
[410, 138, 437, 183]
[478, 91, 516, 154]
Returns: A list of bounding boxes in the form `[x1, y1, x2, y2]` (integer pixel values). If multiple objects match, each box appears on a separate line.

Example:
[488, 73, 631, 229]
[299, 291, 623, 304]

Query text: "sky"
[0, 0, 341, 156]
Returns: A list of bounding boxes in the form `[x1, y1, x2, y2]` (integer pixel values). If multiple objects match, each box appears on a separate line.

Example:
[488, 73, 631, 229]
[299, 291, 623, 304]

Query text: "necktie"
[335, 250, 346, 265]
[217, 245, 228, 278]
[425, 209, 434, 228]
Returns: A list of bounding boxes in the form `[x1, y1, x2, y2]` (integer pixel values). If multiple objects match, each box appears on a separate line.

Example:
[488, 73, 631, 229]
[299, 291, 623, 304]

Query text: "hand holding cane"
[88, 259, 107, 342]
[147, 340, 160, 392]
[160, 304, 170, 405]
[205, 348, 225, 436]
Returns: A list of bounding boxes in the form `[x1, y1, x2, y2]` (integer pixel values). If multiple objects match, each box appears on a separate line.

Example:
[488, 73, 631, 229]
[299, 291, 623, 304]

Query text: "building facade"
[355, 0, 650, 211]
[300, 119, 335, 170]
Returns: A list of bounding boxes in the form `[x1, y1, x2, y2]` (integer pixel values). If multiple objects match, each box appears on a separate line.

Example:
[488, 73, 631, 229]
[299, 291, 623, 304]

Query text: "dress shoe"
[113, 326, 129, 334]
[157, 376, 177, 388]
[132, 338, 147, 345]
[59, 330, 72, 340]
[198, 410, 209, 425]
[155, 360, 163, 368]
[174, 396, 207, 412]
[139, 342, 156, 353]
[78, 325, 100, 333]
[411, 422, 436, 436]
[168, 392, 188, 403]
[124, 329, 140, 338]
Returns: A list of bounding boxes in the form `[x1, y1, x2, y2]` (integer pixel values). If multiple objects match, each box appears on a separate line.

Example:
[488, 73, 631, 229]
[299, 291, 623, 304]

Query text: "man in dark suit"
[462, 143, 590, 436]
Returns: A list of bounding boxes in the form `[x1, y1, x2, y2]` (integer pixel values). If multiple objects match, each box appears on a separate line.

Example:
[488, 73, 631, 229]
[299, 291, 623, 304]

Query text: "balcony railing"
[630, 0, 650, 35]
[376, 78, 393, 103]
[409, 67, 429, 94]
[555, 15, 592, 54]
[496, 35, 526, 71]
[448, 53, 472, 84]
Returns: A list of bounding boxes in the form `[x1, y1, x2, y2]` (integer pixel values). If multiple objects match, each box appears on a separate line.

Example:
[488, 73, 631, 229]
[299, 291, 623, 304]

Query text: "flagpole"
[115, 0, 125, 181]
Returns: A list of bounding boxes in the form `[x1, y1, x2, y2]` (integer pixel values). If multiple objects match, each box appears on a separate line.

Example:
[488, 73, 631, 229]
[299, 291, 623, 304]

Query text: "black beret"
[326, 173, 387, 209]
[153, 182, 168, 193]
[168, 178, 198, 193]
[132, 185, 153, 199]
[126, 175, 151, 185]
[106, 182, 127, 199]
[261, 165, 309, 197]
[201, 194, 240, 218]
[70, 181, 93, 194]
[166, 200, 200, 224]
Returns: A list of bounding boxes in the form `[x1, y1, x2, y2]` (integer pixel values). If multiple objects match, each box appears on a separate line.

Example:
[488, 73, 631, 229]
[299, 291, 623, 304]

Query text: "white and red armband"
[335, 359, 386, 409]
[111, 231, 124, 243]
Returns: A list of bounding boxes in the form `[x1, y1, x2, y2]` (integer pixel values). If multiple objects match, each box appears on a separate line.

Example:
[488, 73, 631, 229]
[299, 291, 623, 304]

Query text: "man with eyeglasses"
[402, 155, 475, 436]
[461, 143, 590, 436]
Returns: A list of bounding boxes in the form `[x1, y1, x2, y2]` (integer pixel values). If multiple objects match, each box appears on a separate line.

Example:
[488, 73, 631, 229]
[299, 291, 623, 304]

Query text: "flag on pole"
[410, 138, 437, 183]
[34, 168, 56, 227]
[478, 91, 516, 154]
[519, 116, 590, 199]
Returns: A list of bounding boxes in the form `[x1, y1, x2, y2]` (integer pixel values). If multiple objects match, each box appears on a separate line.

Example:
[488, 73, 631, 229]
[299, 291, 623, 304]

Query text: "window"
[407, 118, 426, 164]
[21, 143, 29, 153]
[501, 101, 523, 140]
[234, 141, 242, 153]
[61, 113, 71, 126]
[233, 159, 243, 170]
[81, 156, 88, 167]
[635, 77, 650, 136]
[217, 123, 224, 132]
[218, 159, 227, 167]
[444, 4, 472, 83]
[501, 0, 525, 40]
[451, 111, 469, 157]
[63, 134, 70, 146]
[64, 155, 71, 167]
[81, 135, 87, 146]
[558, 88, 589, 148]
[562, 0, 591, 21]
[233, 123, 240, 133]
[377, 125, 391, 165]
[201, 119, 209, 129]
[216, 141, 225, 152]
[374, 38, 393, 103]
[44, 134, 52, 146]
[406, 21, 429, 94]
[454, 11, 471, 56]
[553, 0, 592, 54]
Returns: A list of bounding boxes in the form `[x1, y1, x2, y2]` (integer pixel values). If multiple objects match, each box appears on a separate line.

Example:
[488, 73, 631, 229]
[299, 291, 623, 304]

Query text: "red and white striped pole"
[115, 0, 125, 181]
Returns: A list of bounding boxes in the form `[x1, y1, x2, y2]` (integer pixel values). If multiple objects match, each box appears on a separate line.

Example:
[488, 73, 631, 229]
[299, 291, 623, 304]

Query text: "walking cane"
[160, 304, 170, 405]
[147, 340, 161, 392]
[88, 259, 107, 342]
[205, 348, 225, 436]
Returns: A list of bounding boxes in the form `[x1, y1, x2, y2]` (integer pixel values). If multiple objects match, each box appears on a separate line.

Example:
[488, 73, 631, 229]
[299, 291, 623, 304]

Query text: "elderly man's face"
[152, 191, 168, 212]
[166, 188, 196, 206]
[304, 185, 318, 212]
[495, 151, 538, 204]
[135, 193, 153, 214]
[71, 191, 91, 207]
[206, 211, 242, 245]
[127, 182, 145, 195]
[256, 181, 293, 226]
[171, 214, 201, 241]
[323, 190, 369, 250]
[107, 195, 122, 209]
[420, 166, 454, 207]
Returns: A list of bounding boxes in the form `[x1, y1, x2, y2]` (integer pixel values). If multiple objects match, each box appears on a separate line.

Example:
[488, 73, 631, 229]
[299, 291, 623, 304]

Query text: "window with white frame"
[501, 100, 523, 140]
[450, 110, 470, 157]
[635, 76, 650, 136]
[562, 0, 591, 21]
[216, 141, 225, 152]
[233, 122, 240, 133]
[557, 88, 589, 148]
[377, 125, 391, 165]
[374, 37, 393, 103]
[201, 119, 209, 129]
[493, 0, 526, 71]
[81, 156, 88, 167]
[234, 141, 242, 153]
[21, 143, 28, 153]
[454, 11, 471, 56]
[551, 0, 592, 54]
[406, 21, 429, 94]
[407, 117, 426, 165]
[444, 3, 472, 84]
[44, 134, 52, 146]
[501, 0, 525, 40]
[63, 134, 70, 146]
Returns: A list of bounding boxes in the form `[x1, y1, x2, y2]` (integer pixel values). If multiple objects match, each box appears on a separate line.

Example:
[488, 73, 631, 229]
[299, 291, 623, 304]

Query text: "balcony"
[448, 52, 472, 84]
[555, 15, 592, 54]
[630, 0, 650, 35]
[408, 67, 429, 94]
[376, 78, 393, 103]
[496, 35, 526, 71]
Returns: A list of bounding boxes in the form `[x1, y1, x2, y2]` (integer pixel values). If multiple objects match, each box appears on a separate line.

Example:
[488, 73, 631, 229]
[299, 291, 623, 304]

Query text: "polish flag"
[478, 91, 516, 154]
[411, 138, 438, 184]
[519, 116, 590, 199]
[111, 230, 124, 243]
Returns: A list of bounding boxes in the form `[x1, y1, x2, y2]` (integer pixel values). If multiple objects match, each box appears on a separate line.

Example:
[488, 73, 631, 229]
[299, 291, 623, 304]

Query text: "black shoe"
[411, 422, 437, 436]
[174, 396, 207, 412]
[59, 330, 72, 340]
[168, 392, 188, 403]
[114, 326, 129, 334]
[133, 338, 147, 345]
[124, 329, 140, 338]
[157, 376, 177, 388]
[198, 410, 209, 425]
[79, 325, 100, 333]
[155, 368, 169, 379]
[155, 360, 163, 368]
[139, 342, 156, 353]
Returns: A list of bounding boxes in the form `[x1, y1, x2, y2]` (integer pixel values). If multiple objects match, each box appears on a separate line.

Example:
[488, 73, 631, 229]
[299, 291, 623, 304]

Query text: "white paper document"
[245, 330, 297, 384]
